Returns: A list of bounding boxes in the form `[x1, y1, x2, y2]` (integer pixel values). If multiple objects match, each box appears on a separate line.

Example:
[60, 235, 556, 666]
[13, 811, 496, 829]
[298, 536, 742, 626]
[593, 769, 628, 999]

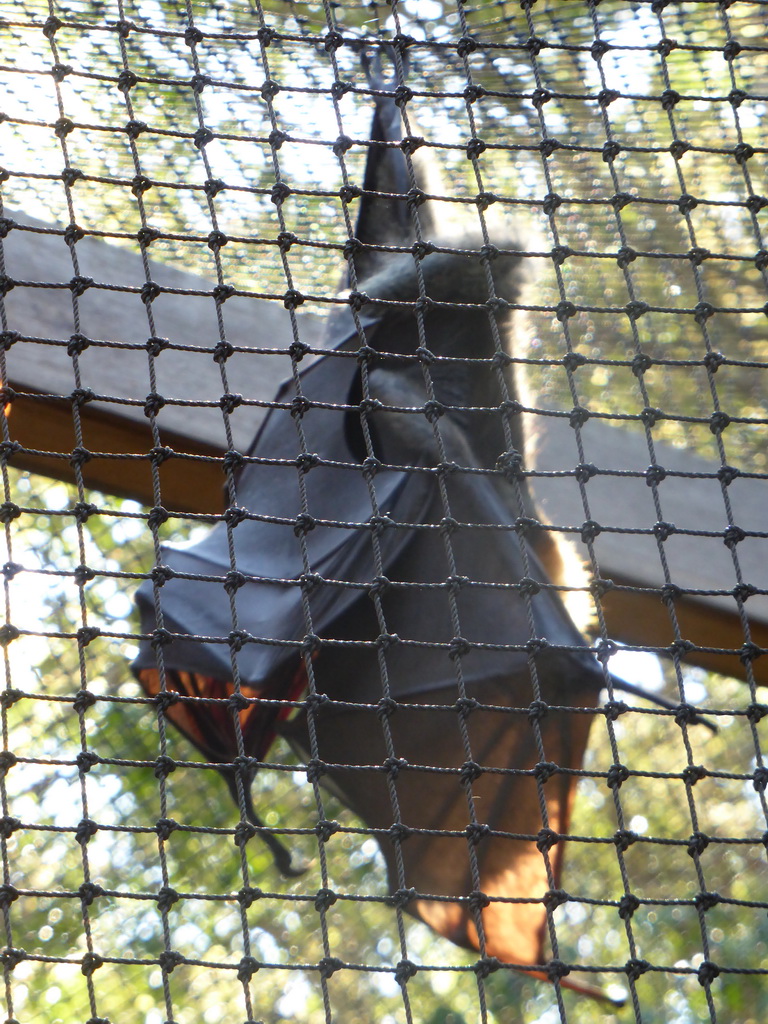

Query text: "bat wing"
[273, 364, 616, 999]
[279, 665, 603, 998]
[133, 335, 437, 757]
[133, 304, 613, 995]
[351, 48, 443, 285]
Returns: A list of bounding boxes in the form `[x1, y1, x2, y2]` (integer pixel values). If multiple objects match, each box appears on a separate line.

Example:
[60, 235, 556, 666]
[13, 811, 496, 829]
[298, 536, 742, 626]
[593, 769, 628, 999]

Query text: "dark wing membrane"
[351, 49, 442, 284]
[274, 358, 614, 999]
[279, 663, 605, 998]
[133, 332, 435, 749]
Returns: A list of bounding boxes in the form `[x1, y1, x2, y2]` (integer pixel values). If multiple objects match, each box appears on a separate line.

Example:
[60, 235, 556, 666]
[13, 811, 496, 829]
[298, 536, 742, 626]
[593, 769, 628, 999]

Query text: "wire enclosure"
[0, 2, 766, 1022]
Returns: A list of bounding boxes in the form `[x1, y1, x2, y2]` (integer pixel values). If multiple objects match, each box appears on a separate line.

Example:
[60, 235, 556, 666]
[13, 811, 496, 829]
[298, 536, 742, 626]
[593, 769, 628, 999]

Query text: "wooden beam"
[2, 215, 766, 687]
[1, 211, 324, 454]
[2, 389, 226, 512]
[533, 416, 768, 687]
[1, 211, 322, 509]
[601, 581, 768, 689]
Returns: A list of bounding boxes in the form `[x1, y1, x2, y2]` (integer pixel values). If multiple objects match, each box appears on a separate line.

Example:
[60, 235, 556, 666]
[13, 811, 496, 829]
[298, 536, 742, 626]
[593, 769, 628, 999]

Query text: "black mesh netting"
[0, 2, 767, 1022]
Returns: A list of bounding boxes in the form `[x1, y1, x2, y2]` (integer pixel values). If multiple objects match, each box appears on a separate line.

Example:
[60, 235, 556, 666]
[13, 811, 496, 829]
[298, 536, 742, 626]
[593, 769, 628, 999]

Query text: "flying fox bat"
[132, 56, 700, 1003]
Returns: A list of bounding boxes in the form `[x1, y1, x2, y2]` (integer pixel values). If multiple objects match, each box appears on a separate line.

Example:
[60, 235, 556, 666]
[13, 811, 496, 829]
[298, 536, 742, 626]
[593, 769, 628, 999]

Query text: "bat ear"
[350, 47, 445, 284]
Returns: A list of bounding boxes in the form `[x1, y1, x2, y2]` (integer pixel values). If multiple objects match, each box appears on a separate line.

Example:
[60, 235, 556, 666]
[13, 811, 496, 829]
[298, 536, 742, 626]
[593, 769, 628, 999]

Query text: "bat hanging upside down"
[133, 53, 702, 1004]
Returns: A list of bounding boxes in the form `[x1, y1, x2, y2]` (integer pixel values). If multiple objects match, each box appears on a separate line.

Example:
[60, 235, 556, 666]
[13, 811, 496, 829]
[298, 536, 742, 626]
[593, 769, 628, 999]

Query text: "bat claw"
[224, 773, 309, 876]
[279, 856, 309, 879]
[270, 837, 309, 878]
[256, 826, 309, 878]
[357, 42, 408, 93]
